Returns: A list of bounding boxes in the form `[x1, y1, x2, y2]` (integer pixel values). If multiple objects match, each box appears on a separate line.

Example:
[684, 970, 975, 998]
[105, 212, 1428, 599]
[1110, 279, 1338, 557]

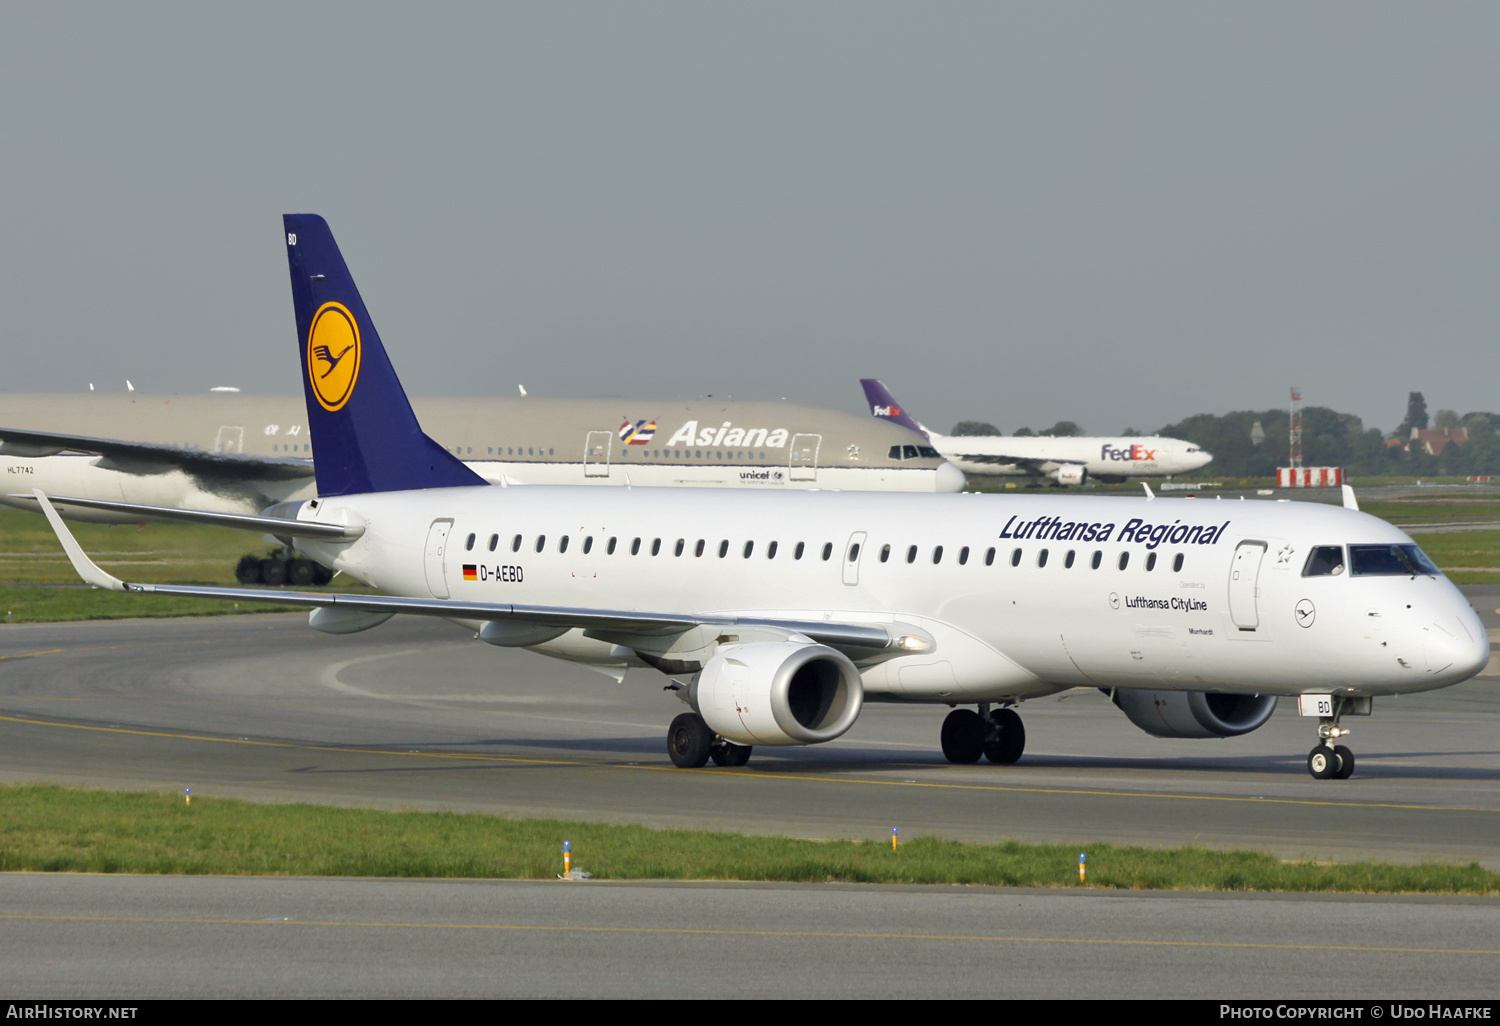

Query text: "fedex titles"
[666, 421, 790, 449]
[999, 515, 1231, 550]
[872, 405, 901, 418]
[1102, 444, 1156, 462]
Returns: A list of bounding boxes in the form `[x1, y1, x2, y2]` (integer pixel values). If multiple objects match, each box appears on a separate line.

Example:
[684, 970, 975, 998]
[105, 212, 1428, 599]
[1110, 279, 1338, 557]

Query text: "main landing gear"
[666, 713, 753, 769]
[235, 550, 334, 587]
[940, 705, 1025, 765]
[1306, 700, 1356, 780]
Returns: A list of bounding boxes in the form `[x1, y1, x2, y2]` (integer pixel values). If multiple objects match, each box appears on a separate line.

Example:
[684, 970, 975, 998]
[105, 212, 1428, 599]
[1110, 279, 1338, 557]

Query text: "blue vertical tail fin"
[284, 214, 486, 496]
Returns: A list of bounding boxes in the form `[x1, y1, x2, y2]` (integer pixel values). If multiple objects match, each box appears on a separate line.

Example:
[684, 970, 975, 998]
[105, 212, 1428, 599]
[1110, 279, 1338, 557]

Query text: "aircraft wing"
[948, 451, 1084, 471]
[34, 491, 922, 661]
[0, 425, 313, 481]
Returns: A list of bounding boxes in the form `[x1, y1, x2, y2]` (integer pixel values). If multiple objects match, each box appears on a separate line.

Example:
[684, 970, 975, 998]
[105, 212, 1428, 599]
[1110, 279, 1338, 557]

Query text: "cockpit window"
[903, 445, 919, 459]
[1348, 544, 1441, 577]
[918, 446, 940, 458]
[1302, 545, 1345, 577]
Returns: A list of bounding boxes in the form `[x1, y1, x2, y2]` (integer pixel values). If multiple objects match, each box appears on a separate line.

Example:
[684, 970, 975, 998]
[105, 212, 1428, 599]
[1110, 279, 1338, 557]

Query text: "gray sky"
[2, 2, 1495, 436]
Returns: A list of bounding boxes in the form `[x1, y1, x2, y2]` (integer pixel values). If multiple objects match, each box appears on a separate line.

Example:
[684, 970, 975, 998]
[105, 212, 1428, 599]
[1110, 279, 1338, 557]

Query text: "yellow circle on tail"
[306, 302, 361, 411]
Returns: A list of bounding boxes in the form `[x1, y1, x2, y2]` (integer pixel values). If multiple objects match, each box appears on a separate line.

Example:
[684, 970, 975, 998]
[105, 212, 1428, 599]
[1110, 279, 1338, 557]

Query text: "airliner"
[862, 379, 1212, 484]
[34, 215, 1489, 781]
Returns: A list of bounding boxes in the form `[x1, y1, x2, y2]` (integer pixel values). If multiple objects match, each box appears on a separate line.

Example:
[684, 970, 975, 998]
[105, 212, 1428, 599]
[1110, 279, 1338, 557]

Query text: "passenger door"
[584, 431, 612, 478]
[214, 425, 244, 453]
[425, 518, 454, 598]
[789, 433, 821, 481]
[1228, 541, 1267, 630]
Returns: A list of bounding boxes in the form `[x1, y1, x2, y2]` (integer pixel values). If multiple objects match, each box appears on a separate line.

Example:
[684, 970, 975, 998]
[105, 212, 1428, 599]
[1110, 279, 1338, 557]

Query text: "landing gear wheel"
[667, 713, 714, 768]
[710, 740, 752, 767]
[1332, 745, 1355, 780]
[260, 558, 287, 586]
[940, 709, 984, 764]
[287, 559, 316, 587]
[1307, 745, 1339, 780]
[983, 708, 1026, 764]
[234, 555, 264, 585]
[311, 562, 335, 586]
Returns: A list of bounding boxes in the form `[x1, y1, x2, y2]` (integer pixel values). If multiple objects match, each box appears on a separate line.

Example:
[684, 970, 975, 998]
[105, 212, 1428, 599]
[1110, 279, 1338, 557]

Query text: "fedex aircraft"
[862, 379, 1212, 485]
[34, 215, 1489, 780]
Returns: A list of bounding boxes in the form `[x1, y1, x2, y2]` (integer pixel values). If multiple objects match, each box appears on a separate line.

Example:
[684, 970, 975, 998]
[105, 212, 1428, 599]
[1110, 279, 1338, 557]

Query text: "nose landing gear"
[1306, 701, 1357, 780]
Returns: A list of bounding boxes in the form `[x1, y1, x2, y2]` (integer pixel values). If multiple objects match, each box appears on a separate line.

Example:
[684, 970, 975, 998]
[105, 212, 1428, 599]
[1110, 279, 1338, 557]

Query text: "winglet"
[34, 490, 127, 591]
[1341, 484, 1359, 511]
[858, 379, 929, 439]
[1142, 482, 1155, 501]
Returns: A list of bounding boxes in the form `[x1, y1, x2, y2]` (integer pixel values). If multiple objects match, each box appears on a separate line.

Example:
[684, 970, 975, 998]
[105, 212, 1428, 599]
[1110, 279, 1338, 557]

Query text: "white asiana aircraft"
[35, 215, 1489, 780]
[861, 379, 1212, 484]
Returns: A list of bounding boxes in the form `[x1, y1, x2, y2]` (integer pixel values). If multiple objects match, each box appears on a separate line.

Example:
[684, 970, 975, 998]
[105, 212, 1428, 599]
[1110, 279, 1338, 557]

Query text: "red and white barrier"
[1276, 467, 1343, 487]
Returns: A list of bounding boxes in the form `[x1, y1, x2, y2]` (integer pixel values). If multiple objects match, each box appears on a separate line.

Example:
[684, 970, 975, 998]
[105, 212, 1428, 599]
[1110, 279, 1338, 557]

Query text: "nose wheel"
[1307, 744, 1354, 780]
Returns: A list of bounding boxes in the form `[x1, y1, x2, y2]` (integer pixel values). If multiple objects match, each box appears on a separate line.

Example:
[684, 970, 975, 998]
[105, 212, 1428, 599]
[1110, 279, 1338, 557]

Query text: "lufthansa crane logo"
[306, 302, 361, 411]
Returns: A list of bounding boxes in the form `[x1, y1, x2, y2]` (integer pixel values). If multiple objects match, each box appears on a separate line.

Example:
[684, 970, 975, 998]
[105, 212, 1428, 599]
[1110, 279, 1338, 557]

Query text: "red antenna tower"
[1289, 387, 1303, 468]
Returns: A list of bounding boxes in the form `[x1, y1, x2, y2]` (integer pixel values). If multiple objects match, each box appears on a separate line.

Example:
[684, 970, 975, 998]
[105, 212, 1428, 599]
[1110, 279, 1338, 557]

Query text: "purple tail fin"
[858, 379, 928, 439]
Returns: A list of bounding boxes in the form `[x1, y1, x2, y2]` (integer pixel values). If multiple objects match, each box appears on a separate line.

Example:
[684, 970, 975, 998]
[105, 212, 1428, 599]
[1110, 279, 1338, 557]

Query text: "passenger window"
[1091, 551, 1102, 569]
[582, 536, 593, 554]
[958, 546, 969, 565]
[1011, 548, 1022, 567]
[848, 543, 861, 562]
[631, 537, 641, 555]
[822, 543, 833, 561]
[743, 541, 754, 558]
[674, 539, 685, 556]
[695, 539, 705, 557]
[1302, 546, 1345, 577]
[932, 545, 943, 564]
[512, 534, 522, 552]
[719, 540, 729, 558]
[1037, 549, 1049, 568]
[559, 536, 569, 553]
[1064, 550, 1075, 568]
[607, 537, 617, 555]
[767, 541, 778, 559]
[1118, 552, 1129, 570]
[465, 533, 476, 551]
[488, 534, 499, 552]
[889, 445, 902, 460]
[1145, 552, 1156, 571]
[906, 545, 917, 564]
[1173, 553, 1184, 572]
[880, 544, 891, 563]
[795, 542, 805, 560]
[535, 535, 546, 553]
[985, 547, 996, 566]
[651, 538, 661, 556]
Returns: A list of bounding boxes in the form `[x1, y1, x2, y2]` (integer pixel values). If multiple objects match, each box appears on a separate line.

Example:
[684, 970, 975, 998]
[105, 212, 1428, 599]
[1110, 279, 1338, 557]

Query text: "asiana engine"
[1108, 689, 1277, 739]
[688, 641, 864, 746]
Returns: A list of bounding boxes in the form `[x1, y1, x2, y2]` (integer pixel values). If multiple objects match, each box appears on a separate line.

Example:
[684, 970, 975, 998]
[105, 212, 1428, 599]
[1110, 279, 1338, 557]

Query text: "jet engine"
[1110, 689, 1276, 739]
[691, 641, 864, 746]
[1051, 465, 1087, 486]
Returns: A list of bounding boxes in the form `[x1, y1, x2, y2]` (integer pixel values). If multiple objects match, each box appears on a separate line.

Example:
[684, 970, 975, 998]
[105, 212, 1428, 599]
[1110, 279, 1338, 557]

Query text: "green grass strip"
[2, 784, 1496, 893]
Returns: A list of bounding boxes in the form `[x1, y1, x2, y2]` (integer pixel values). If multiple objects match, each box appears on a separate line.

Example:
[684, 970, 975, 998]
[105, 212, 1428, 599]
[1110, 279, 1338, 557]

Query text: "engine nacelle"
[692, 642, 863, 746]
[1051, 465, 1087, 486]
[1110, 689, 1277, 739]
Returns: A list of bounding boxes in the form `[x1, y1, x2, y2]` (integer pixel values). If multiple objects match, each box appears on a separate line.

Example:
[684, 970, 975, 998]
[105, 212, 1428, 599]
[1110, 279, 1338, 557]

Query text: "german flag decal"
[462, 564, 478, 581]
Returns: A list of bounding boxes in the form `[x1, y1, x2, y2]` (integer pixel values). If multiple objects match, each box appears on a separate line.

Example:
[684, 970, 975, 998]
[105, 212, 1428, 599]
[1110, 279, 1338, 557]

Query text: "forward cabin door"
[1228, 540, 1267, 630]
[842, 531, 867, 586]
[214, 425, 244, 453]
[789, 433, 821, 481]
[425, 518, 454, 599]
[584, 431, 612, 478]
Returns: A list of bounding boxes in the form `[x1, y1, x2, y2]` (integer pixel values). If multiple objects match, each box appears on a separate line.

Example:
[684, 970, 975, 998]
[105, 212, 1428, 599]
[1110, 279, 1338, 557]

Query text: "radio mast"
[1289, 387, 1303, 468]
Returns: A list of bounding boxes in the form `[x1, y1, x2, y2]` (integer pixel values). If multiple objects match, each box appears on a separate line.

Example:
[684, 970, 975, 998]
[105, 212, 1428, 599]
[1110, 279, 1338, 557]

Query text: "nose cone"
[1192, 450, 1214, 471]
[1424, 608, 1492, 684]
[933, 460, 967, 493]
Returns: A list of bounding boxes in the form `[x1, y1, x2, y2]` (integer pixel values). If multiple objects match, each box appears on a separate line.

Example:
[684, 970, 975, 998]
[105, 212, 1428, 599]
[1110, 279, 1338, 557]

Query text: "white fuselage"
[931, 433, 1212, 480]
[292, 488, 1487, 703]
